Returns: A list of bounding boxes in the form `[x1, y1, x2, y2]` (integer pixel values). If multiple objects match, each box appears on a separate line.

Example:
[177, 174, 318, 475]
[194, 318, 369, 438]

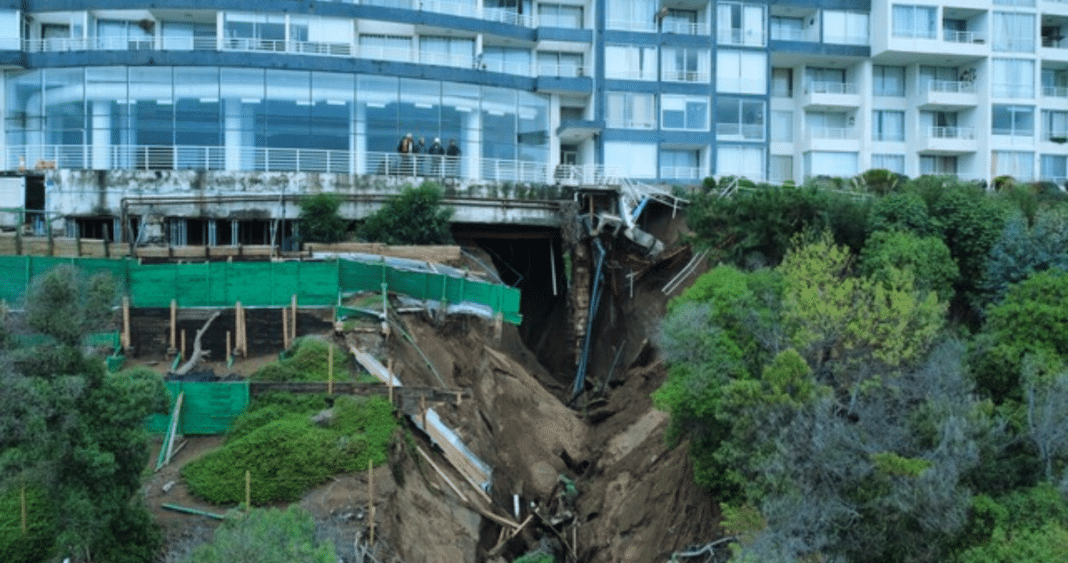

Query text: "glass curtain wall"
[3, 67, 549, 176]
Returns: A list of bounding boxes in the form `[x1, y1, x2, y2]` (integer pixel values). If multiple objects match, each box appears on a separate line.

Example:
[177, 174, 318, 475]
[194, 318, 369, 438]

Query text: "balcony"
[942, 30, 984, 44]
[919, 80, 978, 109]
[662, 20, 711, 36]
[659, 166, 702, 181]
[802, 126, 859, 152]
[1043, 85, 1068, 98]
[801, 82, 861, 109]
[920, 126, 977, 154]
[717, 27, 766, 47]
[662, 70, 711, 83]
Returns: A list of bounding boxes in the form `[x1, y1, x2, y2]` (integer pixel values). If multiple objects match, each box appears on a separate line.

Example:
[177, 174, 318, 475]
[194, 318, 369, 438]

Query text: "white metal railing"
[356, 44, 415, 63]
[3, 144, 556, 183]
[659, 166, 701, 180]
[606, 69, 657, 81]
[928, 126, 976, 139]
[806, 81, 859, 95]
[770, 27, 808, 41]
[1044, 35, 1068, 48]
[536, 63, 586, 78]
[1043, 131, 1068, 142]
[607, 19, 656, 32]
[943, 30, 984, 43]
[419, 0, 473, 18]
[926, 79, 977, 94]
[1043, 85, 1068, 97]
[662, 21, 711, 35]
[481, 59, 533, 75]
[223, 38, 353, 57]
[419, 50, 476, 69]
[810, 127, 856, 139]
[554, 164, 624, 185]
[717, 27, 766, 45]
[605, 118, 657, 130]
[822, 34, 869, 46]
[716, 123, 764, 140]
[662, 70, 711, 83]
[483, 7, 533, 27]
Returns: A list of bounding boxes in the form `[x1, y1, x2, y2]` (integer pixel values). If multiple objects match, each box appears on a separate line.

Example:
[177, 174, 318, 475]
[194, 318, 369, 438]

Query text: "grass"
[183, 394, 396, 505]
[250, 338, 356, 383]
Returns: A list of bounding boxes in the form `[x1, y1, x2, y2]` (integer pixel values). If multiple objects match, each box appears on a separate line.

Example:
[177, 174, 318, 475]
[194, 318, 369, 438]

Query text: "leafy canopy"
[298, 192, 348, 243]
[359, 182, 454, 245]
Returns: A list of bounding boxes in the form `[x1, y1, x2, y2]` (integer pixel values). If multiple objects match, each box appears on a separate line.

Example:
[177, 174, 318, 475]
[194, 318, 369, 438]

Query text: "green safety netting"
[0, 254, 520, 323]
[146, 381, 250, 435]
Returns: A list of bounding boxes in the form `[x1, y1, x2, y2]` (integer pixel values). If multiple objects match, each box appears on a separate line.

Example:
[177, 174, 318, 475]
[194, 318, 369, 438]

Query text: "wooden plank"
[162, 392, 184, 468]
[416, 445, 468, 503]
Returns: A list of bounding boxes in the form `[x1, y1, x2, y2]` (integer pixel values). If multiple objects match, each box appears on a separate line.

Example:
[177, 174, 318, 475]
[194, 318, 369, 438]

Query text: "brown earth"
[147, 210, 720, 563]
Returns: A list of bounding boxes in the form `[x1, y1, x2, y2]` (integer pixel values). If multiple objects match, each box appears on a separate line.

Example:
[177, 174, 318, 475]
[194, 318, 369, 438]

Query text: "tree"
[298, 192, 348, 243]
[0, 266, 168, 563]
[867, 191, 941, 237]
[359, 182, 454, 245]
[859, 229, 959, 303]
[980, 207, 1068, 309]
[22, 265, 118, 346]
[182, 507, 335, 563]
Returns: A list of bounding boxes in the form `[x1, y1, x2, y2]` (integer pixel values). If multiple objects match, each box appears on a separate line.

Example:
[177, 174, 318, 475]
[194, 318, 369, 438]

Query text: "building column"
[224, 99, 252, 171]
[92, 101, 111, 170]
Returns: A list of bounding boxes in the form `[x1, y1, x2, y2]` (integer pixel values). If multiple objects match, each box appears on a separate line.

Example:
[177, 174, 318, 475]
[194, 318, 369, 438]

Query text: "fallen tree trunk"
[174, 311, 221, 375]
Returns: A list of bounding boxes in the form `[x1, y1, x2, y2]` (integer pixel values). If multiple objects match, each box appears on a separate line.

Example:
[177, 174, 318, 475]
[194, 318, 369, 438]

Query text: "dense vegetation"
[181, 506, 335, 563]
[0, 266, 169, 563]
[658, 175, 1068, 562]
[359, 181, 454, 245]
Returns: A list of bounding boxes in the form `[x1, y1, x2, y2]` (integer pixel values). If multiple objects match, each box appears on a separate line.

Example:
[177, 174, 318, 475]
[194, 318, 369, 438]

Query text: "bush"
[298, 193, 348, 244]
[0, 485, 55, 563]
[183, 396, 395, 504]
[250, 338, 352, 382]
[183, 506, 335, 563]
[359, 182, 454, 245]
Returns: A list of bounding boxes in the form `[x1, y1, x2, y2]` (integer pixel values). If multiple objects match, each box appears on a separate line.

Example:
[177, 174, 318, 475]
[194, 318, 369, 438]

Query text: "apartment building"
[0, 0, 1066, 194]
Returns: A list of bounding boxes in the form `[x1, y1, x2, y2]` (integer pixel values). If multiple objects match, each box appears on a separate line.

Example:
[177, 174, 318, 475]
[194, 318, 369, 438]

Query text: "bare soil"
[147, 211, 720, 563]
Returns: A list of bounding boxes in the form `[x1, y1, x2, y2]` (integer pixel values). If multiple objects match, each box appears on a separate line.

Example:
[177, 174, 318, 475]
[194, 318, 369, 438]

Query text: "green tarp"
[146, 381, 250, 435]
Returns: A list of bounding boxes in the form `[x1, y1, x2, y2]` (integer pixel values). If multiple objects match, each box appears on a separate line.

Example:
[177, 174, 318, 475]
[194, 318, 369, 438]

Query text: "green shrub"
[183, 396, 395, 504]
[0, 485, 55, 563]
[251, 338, 352, 382]
[298, 193, 348, 244]
[512, 552, 554, 563]
[183, 506, 335, 563]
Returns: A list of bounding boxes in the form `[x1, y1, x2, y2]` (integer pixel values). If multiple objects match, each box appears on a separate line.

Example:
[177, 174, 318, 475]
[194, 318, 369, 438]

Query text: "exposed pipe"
[571, 237, 606, 401]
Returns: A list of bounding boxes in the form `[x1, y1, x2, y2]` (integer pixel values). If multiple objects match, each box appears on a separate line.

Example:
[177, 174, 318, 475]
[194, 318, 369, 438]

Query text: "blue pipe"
[572, 237, 606, 400]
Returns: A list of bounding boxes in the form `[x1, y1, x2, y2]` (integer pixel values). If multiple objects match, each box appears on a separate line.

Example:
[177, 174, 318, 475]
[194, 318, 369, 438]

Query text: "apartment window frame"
[872, 109, 905, 142]
[605, 44, 657, 81]
[606, 92, 656, 130]
[992, 11, 1036, 53]
[873, 65, 906, 97]
[537, 3, 584, 29]
[822, 10, 869, 46]
[1042, 110, 1068, 142]
[892, 4, 937, 39]
[993, 104, 1035, 136]
[991, 58, 1035, 98]
[872, 154, 906, 174]
[661, 46, 710, 83]
[716, 97, 765, 140]
[717, 2, 766, 47]
[718, 50, 767, 94]
[661, 94, 710, 131]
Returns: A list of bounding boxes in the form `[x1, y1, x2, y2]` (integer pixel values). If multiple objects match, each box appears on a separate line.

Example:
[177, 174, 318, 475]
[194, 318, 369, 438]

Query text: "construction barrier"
[146, 381, 250, 435]
[0, 254, 521, 323]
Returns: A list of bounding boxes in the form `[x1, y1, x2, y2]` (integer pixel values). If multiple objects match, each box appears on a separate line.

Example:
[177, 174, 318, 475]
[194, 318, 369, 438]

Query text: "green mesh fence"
[0, 255, 520, 323]
[146, 381, 250, 435]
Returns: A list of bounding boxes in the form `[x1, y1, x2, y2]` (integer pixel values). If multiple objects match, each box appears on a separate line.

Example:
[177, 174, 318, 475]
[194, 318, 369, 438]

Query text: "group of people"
[396, 133, 461, 177]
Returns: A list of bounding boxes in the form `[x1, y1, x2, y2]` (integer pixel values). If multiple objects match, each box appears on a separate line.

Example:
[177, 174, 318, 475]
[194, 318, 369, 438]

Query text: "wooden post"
[226, 331, 232, 365]
[20, 485, 26, 534]
[122, 296, 131, 352]
[368, 459, 375, 545]
[420, 395, 428, 431]
[281, 306, 290, 350]
[169, 299, 177, 355]
[235, 301, 246, 357]
[328, 345, 334, 395]
[180, 329, 187, 360]
[386, 359, 394, 408]
[290, 294, 298, 343]
[245, 470, 251, 511]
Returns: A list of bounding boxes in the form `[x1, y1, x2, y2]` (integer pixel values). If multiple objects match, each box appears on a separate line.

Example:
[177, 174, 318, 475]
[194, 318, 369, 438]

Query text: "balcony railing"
[809, 127, 856, 139]
[3, 144, 553, 183]
[1043, 131, 1068, 143]
[659, 166, 702, 180]
[1043, 85, 1068, 97]
[770, 27, 807, 41]
[607, 19, 656, 33]
[925, 80, 977, 94]
[224, 38, 354, 57]
[943, 30, 984, 44]
[536, 63, 586, 78]
[805, 81, 859, 95]
[662, 70, 711, 83]
[717, 28, 765, 45]
[927, 126, 976, 139]
[662, 21, 711, 35]
[716, 123, 764, 140]
[553, 164, 624, 185]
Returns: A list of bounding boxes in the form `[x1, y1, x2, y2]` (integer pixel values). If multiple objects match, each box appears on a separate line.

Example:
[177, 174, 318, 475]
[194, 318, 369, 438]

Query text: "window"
[1042, 68, 1068, 97]
[805, 67, 853, 94]
[481, 46, 530, 73]
[892, 5, 936, 39]
[661, 149, 702, 180]
[661, 47, 709, 82]
[769, 155, 793, 184]
[771, 110, 793, 142]
[1042, 110, 1068, 142]
[772, 68, 793, 97]
[921, 111, 965, 138]
[992, 59, 1035, 98]
[662, 9, 702, 35]
[1041, 155, 1067, 183]
[98, 18, 154, 50]
[992, 12, 1036, 53]
[993, 150, 1034, 181]
[806, 111, 851, 138]
[994, 0, 1034, 7]
[0, 10, 17, 49]
[662, 95, 709, 131]
[805, 151, 858, 177]
[607, 0, 656, 32]
[605, 141, 657, 177]
[537, 51, 583, 77]
[421, 36, 475, 67]
[605, 45, 656, 80]
[770, 16, 804, 41]
[920, 65, 973, 93]
[717, 2, 765, 46]
[921, 155, 958, 175]
[873, 66, 905, 96]
[538, 3, 583, 28]
[360, 35, 413, 62]
[717, 50, 767, 94]
[717, 145, 764, 180]
[872, 154, 905, 174]
[716, 97, 764, 139]
[606, 92, 655, 129]
[993, 105, 1034, 136]
[872, 110, 905, 141]
[823, 10, 869, 45]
